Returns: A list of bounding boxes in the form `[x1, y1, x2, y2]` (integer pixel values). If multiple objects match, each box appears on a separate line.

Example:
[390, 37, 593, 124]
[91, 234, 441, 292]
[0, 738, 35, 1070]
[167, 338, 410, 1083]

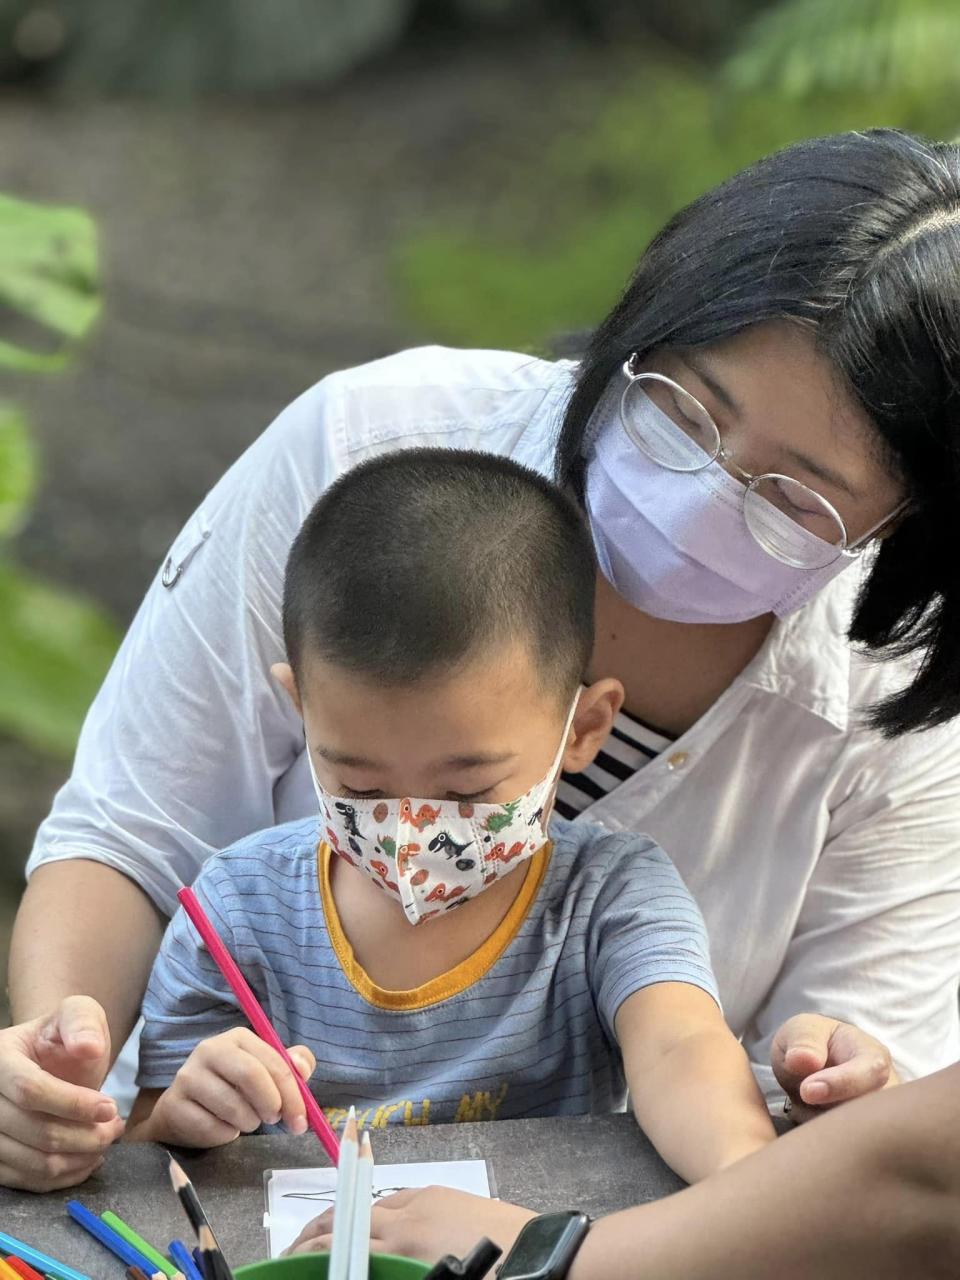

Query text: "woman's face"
[643, 320, 906, 542]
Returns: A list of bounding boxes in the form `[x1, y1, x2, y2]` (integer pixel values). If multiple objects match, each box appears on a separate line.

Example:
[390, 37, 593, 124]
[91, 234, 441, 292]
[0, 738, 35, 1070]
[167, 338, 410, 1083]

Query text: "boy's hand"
[146, 1029, 316, 1148]
[772, 1014, 897, 1124]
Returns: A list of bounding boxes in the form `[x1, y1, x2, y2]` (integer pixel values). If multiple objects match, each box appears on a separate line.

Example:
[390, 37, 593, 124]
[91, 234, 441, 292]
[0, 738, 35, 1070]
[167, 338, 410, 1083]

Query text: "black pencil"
[167, 1154, 235, 1280]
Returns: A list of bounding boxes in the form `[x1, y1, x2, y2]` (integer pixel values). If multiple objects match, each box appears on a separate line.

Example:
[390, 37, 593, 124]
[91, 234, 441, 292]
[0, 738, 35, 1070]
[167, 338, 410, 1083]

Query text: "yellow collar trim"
[317, 840, 551, 1011]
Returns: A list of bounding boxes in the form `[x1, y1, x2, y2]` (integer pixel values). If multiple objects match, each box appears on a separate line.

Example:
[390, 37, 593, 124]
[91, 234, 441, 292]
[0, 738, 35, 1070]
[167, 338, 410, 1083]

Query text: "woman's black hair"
[557, 128, 960, 737]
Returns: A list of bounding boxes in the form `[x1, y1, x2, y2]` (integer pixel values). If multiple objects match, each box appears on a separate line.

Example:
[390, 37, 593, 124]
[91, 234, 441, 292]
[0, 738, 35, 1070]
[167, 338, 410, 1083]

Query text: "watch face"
[498, 1212, 589, 1280]
[505, 1216, 565, 1272]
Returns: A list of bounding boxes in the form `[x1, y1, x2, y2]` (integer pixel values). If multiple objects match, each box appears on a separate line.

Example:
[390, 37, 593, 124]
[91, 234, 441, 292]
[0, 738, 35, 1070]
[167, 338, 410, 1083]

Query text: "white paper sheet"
[264, 1160, 493, 1256]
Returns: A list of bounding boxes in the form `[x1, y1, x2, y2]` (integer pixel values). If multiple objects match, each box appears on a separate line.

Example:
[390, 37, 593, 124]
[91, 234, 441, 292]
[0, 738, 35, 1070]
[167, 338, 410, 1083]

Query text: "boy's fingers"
[160, 1094, 240, 1148]
[217, 1033, 308, 1132]
[288, 1045, 316, 1082]
[179, 1056, 267, 1133]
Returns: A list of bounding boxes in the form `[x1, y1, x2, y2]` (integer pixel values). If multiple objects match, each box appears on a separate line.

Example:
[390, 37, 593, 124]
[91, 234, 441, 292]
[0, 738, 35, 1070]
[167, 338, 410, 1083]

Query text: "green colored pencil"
[100, 1215, 180, 1280]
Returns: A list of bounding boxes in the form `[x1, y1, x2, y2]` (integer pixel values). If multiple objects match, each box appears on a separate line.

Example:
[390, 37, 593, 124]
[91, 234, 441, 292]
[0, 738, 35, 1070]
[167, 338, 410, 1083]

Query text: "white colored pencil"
[328, 1107, 359, 1280]
[347, 1131, 374, 1280]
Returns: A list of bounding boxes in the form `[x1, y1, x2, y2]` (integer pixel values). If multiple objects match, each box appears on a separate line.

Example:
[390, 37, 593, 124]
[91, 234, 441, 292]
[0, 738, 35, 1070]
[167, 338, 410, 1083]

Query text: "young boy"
[127, 448, 776, 1182]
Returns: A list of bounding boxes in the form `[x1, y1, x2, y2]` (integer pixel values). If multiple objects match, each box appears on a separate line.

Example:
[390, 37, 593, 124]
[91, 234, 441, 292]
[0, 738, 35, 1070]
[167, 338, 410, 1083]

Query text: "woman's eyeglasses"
[619, 356, 907, 570]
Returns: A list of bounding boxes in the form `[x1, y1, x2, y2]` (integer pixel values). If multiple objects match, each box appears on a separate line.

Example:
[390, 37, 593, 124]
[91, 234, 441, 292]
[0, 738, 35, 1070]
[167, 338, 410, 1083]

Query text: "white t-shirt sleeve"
[742, 720, 960, 1103]
[26, 375, 347, 916]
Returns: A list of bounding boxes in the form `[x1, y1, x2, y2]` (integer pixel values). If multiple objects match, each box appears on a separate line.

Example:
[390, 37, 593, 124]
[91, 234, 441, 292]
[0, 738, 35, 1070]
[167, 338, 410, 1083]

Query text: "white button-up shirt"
[29, 345, 960, 1100]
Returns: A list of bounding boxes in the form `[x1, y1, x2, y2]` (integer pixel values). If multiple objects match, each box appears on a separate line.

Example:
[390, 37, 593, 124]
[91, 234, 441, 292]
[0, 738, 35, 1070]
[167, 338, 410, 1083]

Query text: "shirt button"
[666, 751, 689, 771]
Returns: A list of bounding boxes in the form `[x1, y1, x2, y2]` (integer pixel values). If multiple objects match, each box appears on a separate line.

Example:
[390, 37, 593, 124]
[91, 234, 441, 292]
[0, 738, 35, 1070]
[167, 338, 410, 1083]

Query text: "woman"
[5, 127, 959, 1190]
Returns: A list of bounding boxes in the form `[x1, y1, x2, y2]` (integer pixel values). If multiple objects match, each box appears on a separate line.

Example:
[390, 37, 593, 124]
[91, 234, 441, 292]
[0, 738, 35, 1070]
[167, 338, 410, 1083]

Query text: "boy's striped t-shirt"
[139, 814, 717, 1129]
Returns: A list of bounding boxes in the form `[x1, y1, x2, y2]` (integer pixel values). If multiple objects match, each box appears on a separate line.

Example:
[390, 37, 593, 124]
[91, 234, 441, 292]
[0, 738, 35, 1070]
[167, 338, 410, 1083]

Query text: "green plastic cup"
[237, 1252, 431, 1280]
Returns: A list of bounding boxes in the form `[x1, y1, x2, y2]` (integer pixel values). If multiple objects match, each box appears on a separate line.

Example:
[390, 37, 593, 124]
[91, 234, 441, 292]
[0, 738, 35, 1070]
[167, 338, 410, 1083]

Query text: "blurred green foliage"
[0, 193, 117, 758]
[395, 16, 960, 349]
[727, 0, 960, 100]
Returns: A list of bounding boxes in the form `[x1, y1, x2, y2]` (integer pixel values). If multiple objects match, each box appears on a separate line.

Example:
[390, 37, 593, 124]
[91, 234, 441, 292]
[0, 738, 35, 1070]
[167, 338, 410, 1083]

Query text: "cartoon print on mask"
[427, 832, 474, 861]
[425, 883, 468, 903]
[485, 840, 529, 865]
[482, 799, 522, 834]
[399, 799, 443, 832]
[396, 842, 422, 876]
[308, 694, 578, 925]
[334, 801, 367, 855]
[370, 860, 399, 893]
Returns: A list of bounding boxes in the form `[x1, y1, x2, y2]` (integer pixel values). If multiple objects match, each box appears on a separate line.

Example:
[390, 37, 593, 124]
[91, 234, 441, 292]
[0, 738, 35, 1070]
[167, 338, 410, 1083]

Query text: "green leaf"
[0, 560, 118, 758]
[0, 192, 101, 371]
[0, 403, 36, 539]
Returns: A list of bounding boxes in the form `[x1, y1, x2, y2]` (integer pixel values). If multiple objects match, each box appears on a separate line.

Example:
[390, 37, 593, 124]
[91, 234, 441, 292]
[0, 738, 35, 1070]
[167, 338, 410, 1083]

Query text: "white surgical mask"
[307, 697, 578, 925]
[583, 382, 858, 623]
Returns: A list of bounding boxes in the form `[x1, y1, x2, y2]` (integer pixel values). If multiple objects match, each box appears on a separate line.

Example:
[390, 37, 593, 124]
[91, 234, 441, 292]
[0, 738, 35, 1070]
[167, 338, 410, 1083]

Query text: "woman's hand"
[138, 1028, 316, 1147]
[0, 995, 125, 1191]
[772, 1013, 898, 1123]
[285, 1186, 537, 1264]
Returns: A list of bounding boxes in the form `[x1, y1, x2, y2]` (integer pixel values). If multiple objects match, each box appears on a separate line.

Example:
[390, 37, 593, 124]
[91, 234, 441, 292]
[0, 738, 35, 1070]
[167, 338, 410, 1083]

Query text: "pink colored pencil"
[177, 886, 340, 1163]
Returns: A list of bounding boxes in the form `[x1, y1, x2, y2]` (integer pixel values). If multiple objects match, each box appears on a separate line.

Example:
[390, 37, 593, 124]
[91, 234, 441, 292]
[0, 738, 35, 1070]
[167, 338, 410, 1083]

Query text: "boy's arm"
[616, 982, 776, 1183]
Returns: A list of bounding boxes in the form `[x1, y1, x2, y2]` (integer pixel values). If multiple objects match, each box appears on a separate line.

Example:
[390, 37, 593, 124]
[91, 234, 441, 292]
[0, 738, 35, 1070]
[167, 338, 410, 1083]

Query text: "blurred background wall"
[2, 0, 959, 1014]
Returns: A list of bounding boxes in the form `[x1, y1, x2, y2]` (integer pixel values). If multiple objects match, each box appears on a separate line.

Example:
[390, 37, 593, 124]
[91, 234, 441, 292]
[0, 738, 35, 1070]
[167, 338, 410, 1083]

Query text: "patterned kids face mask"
[307, 697, 578, 925]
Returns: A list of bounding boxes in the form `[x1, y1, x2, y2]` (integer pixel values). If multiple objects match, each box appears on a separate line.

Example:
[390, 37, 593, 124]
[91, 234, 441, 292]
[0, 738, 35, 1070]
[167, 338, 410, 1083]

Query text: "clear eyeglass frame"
[619, 357, 906, 571]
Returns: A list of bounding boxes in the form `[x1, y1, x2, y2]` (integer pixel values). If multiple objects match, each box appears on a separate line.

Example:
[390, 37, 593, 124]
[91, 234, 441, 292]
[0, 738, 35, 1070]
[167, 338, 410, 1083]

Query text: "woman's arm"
[616, 983, 776, 1182]
[349, 1063, 960, 1278]
[9, 861, 164, 1046]
[571, 1061, 960, 1280]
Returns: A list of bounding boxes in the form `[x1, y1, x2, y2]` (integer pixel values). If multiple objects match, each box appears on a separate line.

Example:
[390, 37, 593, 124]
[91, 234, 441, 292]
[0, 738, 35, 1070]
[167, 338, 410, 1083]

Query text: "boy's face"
[274, 642, 620, 805]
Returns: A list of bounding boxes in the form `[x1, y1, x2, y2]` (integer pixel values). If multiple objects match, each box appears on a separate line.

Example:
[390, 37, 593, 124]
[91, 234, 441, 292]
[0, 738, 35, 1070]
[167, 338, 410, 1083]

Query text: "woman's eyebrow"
[780, 446, 860, 499]
[682, 352, 861, 499]
[680, 352, 743, 416]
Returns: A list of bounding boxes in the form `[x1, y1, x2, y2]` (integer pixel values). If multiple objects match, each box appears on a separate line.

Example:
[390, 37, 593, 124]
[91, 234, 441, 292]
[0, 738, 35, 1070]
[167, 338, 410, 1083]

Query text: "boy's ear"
[563, 677, 625, 774]
[270, 661, 303, 715]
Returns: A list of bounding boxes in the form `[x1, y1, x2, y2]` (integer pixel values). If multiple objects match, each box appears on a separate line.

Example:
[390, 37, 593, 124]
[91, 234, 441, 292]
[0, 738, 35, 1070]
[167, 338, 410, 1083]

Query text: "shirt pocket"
[160, 506, 213, 589]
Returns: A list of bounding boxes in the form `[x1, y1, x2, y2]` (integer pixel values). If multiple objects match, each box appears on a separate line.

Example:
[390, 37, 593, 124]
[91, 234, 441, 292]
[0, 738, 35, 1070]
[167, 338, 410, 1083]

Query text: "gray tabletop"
[0, 1117, 684, 1277]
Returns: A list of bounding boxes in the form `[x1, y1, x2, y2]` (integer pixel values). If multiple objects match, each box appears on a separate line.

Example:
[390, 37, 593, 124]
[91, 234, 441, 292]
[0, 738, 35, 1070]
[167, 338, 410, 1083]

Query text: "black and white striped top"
[556, 708, 674, 820]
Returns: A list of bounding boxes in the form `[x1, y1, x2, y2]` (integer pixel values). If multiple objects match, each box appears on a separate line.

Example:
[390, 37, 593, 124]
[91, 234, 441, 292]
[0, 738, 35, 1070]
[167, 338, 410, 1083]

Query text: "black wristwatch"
[496, 1211, 591, 1280]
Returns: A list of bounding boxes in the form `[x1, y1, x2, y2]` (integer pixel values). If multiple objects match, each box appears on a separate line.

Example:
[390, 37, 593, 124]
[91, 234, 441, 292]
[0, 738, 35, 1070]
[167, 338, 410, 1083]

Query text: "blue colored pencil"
[65, 1204, 162, 1279]
[168, 1242, 203, 1280]
[0, 1233, 91, 1280]
[191, 1250, 205, 1280]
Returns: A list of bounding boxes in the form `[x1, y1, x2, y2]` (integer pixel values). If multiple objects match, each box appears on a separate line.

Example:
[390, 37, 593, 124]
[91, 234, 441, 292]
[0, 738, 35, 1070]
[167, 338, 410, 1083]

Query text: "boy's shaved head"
[283, 447, 596, 700]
